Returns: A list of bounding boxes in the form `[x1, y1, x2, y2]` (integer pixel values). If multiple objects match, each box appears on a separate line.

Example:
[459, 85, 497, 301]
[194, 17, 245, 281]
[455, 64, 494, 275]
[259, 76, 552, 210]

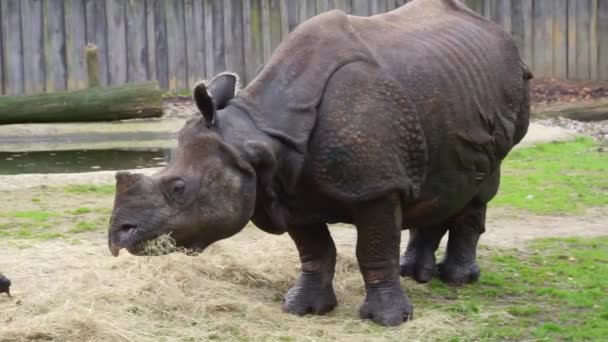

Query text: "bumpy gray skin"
[108, 0, 531, 327]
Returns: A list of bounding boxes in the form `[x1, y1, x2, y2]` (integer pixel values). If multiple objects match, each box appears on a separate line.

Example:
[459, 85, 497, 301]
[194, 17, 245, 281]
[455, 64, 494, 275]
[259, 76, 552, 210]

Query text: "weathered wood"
[165, 0, 187, 90]
[65, 0, 88, 91]
[576, 0, 592, 80]
[21, 0, 45, 94]
[286, 0, 299, 33]
[510, 0, 524, 53]
[184, 0, 203, 87]
[126, 0, 148, 83]
[269, 0, 283, 51]
[2, 0, 24, 95]
[106, 0, 127, 86]
[590, 0, 599, 81]
[85, 0, 108, 86]
[246, 0, 264, 82]
[44, 0, 67, 92]
[534, 99, 608, 122]
[203, 0, 214, 78]
[493, 0, 511, 33]
[305, 0, 316, 19]
[553, 0, 568, 79]
[0, 3, 4, 95]
[153, 0, 168, 89]
[261, 0, 272, 61]
[352, 0, 370, 16]
[224, 0, 246, 79]
[146, 0, 157, 81]
[599, 0, 608, 80]
[567, 0, 578, 79]
[532, 0, 553, 78]
[0, 81, 163, 124]
[85, 44, 101, 87]
[212, 0, 226, 75]
[316, 0, 329, 13]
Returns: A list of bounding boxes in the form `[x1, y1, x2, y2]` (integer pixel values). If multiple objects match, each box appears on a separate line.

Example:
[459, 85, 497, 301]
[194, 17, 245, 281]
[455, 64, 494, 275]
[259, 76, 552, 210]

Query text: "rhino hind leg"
[400, 225, 448, 283]
[437, 201, 487, 285]
[354, 195, 413, 326]
[282, 223, 337, 316]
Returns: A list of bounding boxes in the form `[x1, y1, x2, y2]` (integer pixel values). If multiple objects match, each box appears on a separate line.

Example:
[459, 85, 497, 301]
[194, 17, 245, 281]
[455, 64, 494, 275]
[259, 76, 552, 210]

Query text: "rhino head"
[108, 73, 262, 256]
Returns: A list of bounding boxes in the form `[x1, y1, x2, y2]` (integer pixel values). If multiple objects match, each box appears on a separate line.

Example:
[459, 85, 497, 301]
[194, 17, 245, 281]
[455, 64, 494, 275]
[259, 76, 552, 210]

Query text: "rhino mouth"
[108, 224, 168, 257]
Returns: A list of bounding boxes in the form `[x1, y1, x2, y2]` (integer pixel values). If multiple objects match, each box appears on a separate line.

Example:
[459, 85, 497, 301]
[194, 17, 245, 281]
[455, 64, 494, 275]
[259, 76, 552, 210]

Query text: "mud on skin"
[107, 0, 531, 327]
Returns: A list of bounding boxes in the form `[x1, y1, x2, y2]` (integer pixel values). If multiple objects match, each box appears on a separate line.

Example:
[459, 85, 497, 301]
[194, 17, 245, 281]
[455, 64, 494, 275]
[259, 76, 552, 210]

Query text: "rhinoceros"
[108, 0, 531, 326]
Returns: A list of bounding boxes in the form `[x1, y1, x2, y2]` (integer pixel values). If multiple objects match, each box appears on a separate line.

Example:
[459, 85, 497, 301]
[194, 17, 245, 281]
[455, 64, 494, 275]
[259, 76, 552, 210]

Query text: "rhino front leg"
[354, 195, 413, 326]
[438, 202, 486, 285]
[400, 225, 448, 283]
[283, 223, 337, 315]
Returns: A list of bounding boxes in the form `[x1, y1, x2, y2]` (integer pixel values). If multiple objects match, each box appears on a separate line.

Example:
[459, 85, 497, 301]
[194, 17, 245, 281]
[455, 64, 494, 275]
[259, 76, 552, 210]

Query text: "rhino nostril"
[120, 223, 138, 231]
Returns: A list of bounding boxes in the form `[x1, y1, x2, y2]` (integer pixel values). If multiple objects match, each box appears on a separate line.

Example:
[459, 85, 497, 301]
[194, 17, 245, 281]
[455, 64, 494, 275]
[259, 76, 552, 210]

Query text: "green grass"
[1, 210, 56, 221]
[70, 207, 93, 215]
[494, 137, 608, 214]
[410, 236, 608, 341]
[64, 184, 115, 195]
[68, 220, 99, 233]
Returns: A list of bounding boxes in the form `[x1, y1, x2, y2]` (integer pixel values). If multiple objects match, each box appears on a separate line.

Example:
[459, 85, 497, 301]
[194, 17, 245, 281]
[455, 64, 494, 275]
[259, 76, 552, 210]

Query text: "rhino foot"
[437, 261, 480, 285]
[399, 250, 436, 283]
[282, 272, 337, 316]
[359, 282, 413, 326]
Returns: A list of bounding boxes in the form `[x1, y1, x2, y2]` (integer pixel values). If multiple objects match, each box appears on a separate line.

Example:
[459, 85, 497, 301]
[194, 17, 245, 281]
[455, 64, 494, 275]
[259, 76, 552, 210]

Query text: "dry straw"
[0, 225, 472, 341]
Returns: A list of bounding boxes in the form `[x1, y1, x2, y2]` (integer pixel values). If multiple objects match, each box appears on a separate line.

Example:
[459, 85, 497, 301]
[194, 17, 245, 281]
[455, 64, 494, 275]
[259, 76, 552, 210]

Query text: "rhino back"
[302, 0, 530, 221]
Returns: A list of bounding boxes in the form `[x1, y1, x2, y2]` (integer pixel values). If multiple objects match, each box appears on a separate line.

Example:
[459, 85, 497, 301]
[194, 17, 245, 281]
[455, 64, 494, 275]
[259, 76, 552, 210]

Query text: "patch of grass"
[70, 207, 93, 215]
[494, 137, 608, 214]
[1, 210, 56, 221]
[68, 221, 99, 233]
[414, 236, 608, 341]
[0, 222, 65, 241]
[64, 184, 115, 195]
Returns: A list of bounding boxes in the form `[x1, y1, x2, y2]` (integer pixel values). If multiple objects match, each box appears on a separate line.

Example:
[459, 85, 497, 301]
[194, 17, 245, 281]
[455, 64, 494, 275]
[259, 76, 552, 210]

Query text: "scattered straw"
[0, 225, 473, 342]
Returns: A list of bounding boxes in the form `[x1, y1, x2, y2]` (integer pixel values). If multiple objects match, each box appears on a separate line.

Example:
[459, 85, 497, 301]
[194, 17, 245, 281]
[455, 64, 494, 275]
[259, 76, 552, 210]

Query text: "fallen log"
[532, 99, 608, 122]
[0, 81, 163, 125]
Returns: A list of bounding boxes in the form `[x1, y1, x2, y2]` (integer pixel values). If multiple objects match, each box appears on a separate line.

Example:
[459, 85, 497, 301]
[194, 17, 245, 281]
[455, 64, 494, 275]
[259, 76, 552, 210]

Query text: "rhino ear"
[193, 72, 240, 126]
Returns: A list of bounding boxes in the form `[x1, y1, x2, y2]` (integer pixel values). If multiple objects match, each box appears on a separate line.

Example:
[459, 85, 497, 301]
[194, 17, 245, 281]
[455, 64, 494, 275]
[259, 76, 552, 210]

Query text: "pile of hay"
[0, 225, 468, 341]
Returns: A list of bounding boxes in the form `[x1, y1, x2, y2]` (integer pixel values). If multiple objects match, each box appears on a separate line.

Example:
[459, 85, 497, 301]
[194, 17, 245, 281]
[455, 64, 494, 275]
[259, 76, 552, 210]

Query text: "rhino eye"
[172, 179, 186, 196]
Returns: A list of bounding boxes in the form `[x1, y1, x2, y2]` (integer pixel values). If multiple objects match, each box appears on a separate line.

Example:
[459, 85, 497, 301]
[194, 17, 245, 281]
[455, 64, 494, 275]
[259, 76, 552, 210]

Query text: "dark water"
[0, 149, 171, 175]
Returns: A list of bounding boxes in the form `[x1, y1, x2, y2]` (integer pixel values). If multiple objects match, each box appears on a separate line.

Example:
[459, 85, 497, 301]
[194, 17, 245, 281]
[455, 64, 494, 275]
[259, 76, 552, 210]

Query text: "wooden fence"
[1, 0, 607, 96]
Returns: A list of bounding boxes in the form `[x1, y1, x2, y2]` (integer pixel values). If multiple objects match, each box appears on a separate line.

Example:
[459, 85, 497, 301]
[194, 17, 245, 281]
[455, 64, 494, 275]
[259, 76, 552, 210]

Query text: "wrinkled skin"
[109, 0, 531, 327]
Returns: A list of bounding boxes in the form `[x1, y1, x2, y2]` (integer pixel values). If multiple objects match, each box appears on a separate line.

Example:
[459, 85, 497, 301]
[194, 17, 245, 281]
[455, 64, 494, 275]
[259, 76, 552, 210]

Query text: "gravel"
[535, 117, 608, 143]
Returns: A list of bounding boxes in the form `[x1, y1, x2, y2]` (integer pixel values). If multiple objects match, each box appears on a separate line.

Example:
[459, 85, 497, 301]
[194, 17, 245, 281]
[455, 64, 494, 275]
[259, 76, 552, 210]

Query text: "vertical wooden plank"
[193, 0, 206, 83]
[482, 0, 492, 18]
[576, 0, 591, 79]
[146, 0, 156, 82]
[185, 0, 199, 87]
[153, 0, 168, 89]
[246, 0, 264, 82]
[590, 0, 598, 80]
[334, 0, 352, 13]
[44, 0, 67, 92]
[522, 0, 533, 68]
[165, 0, 187, 90]
[553, 0, 568, 78]
[224, 0, 245, 78]
[269, 0, 283, 51]
[286, 0, 299, 32]
[126, 0, 148, 83]
[261, 0, 272, 60]
[599, 0, 608, 80]
[494, 0, 511, 33]
[65, 0, 87, 90]
[316, 0, 329, 13]
[2, 0, 24, 95]
[203, 0, 214, 78]
[370, 0, 387, 15]
[306, 0, 317, 18]
[85, 0, 109, 86]
[352, 0, 370, 16]
[532, 0, 554, 78]
[0, 3, 4, 95]
[280, 0, 289, 38]
[567, 0, 577, 78]
[21, 0, 45, 94]
[106, 0, 127, 86]
[510, 0, 525, 53]
[212, 0, 225, 75]
[464, 0, 483, 13]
